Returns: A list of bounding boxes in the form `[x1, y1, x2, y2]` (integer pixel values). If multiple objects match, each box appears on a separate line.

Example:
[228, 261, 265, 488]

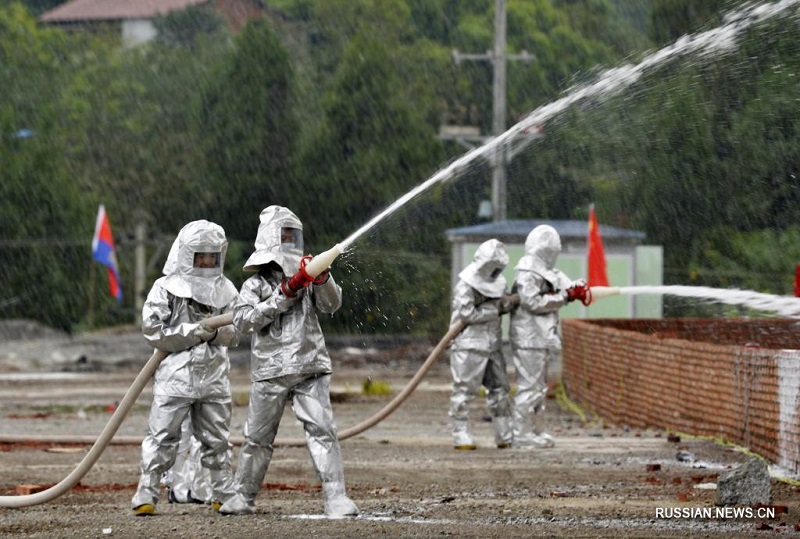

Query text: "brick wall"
[561, 318, 800, 473]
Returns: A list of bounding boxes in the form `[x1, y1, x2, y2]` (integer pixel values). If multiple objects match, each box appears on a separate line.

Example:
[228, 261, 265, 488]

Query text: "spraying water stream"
[340, 0, 800, 253]
[618, 285, 800, 318]
[332, 0, 800, 320]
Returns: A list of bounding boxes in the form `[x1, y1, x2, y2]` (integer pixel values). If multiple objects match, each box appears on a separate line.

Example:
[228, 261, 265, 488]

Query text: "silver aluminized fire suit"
[509, 225, 578, 449]
[219, 206, 357, 517]
[131, 220, 239, 513]
[448, 239, 514, 450]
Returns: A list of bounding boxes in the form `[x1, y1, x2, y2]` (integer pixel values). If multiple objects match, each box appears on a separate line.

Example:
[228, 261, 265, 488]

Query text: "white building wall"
[122, 19, 157, 48]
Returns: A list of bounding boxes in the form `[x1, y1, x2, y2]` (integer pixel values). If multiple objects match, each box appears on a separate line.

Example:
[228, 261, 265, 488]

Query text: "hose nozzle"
[282, 244, 344, 297]
[304, 244, 343, 279]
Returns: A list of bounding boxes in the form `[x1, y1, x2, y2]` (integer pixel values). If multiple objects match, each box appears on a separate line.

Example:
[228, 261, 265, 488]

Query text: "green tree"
[608, 0, 654, 35]
[555, 0, 652, 58]
[295, 31, 443, 247]
[690, 227, 800, 295]
[0, 5, 95, 330]
[648, 0, 748, 46]
[293, 29, 446, 332]
[197, 18, 298, 245]
[57, 34, 229, 248]
[509, 8, 800, 302]
[1, 0, 60, 17]
[153, 4, 226, 47]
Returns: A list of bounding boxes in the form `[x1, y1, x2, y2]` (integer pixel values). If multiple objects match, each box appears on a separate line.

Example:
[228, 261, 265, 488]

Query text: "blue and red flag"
[92, 204, 122, 303]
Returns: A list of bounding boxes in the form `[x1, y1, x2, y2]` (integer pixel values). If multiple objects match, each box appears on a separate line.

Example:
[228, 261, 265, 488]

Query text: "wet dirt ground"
[1, 332, 799, 538]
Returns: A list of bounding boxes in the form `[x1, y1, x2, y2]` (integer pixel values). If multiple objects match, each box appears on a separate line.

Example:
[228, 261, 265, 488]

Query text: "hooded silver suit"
[509, 225, 575, 449]
[219, 206, 358, 517]
[131, 220, 238, 512]
[448, 239, 513, 449]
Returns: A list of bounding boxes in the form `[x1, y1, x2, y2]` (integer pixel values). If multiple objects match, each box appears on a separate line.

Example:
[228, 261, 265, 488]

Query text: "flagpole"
[88, 261, 96, 327]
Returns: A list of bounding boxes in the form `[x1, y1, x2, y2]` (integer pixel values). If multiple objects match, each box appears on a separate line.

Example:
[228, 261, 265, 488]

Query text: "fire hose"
[0, 313, 231, 509]
[0, 235, 618, 508]
[0, 244, 462, 508]
[0, 313, 464, 508]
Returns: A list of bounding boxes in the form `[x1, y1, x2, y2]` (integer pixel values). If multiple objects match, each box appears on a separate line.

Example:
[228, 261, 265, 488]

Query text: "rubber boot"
[493, 416, 513, 449]
[533, 415, 555, 448]
[218, 493, 256, 515]
[513, 433, 553, 449]
[452, 419, 476, 450]
[131, 471, 160, 514]
[514, 413, 555, 449]
[322, 482, 358, 517]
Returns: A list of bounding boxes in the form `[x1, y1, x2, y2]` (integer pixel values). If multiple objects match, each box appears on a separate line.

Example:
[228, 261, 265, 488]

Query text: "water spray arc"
[589, 285, 800, 317]
[324, 0, 800, 251]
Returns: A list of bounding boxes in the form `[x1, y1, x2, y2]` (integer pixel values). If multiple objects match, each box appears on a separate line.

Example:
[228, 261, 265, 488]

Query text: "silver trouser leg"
[191, 396, 235, 503]
[292, 373, 357, 516]
[131, 395, 191, 508]
[190, 433, 215, 503]
[234, 378, 289, 503]
[292, 373, 343, 485]
[482, 348, 512, 445]
[511, 348, 550, 445]
[449, 348, 489, 445]
[164, 415, 195, 502]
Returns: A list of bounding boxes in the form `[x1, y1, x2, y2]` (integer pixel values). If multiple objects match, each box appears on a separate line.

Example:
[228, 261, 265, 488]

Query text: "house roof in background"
[446, 219, 646, 244]
[41, 0, 208, 22]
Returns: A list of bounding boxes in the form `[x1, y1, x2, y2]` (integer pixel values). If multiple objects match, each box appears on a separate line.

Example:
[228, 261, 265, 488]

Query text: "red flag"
[794, 264, 800, 297]
[587, 205, 609, 287]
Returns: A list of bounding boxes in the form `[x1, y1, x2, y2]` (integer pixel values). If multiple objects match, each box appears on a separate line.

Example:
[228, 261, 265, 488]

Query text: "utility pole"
[134, 221, 146, 326]
[490, 0, 509, 222]
[452, 0, 533, 222]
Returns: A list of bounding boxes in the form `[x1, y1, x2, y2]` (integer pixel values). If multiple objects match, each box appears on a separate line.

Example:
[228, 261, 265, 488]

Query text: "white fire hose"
[0, 312, 464, 508]
[0, 237, 617, 509]
[0, 245, 472, 508]
[0, 312, 231, 508]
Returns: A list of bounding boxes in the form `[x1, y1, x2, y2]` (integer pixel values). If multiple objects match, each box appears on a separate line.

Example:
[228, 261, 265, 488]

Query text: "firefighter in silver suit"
[131, 220, 239, 515]
[448, 239, 514, 450]
[509, 224, 585, 449]
[219, 206, 357, 517]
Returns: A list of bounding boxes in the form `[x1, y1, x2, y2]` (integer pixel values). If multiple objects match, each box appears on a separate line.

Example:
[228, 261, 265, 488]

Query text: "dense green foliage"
[648, 0, 754, 46]
[198, 19, 298, 242]
[3, 0, 800, 334]
[0, 4, 95, 329]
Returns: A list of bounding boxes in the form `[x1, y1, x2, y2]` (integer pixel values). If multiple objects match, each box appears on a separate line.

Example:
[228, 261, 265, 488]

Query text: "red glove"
[566, 279, 592, 306]
[281, 256, 329, 297]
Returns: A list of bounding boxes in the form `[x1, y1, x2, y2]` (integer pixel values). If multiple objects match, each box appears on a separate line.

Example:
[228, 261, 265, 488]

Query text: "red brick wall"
[561, 318, 800, 473]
